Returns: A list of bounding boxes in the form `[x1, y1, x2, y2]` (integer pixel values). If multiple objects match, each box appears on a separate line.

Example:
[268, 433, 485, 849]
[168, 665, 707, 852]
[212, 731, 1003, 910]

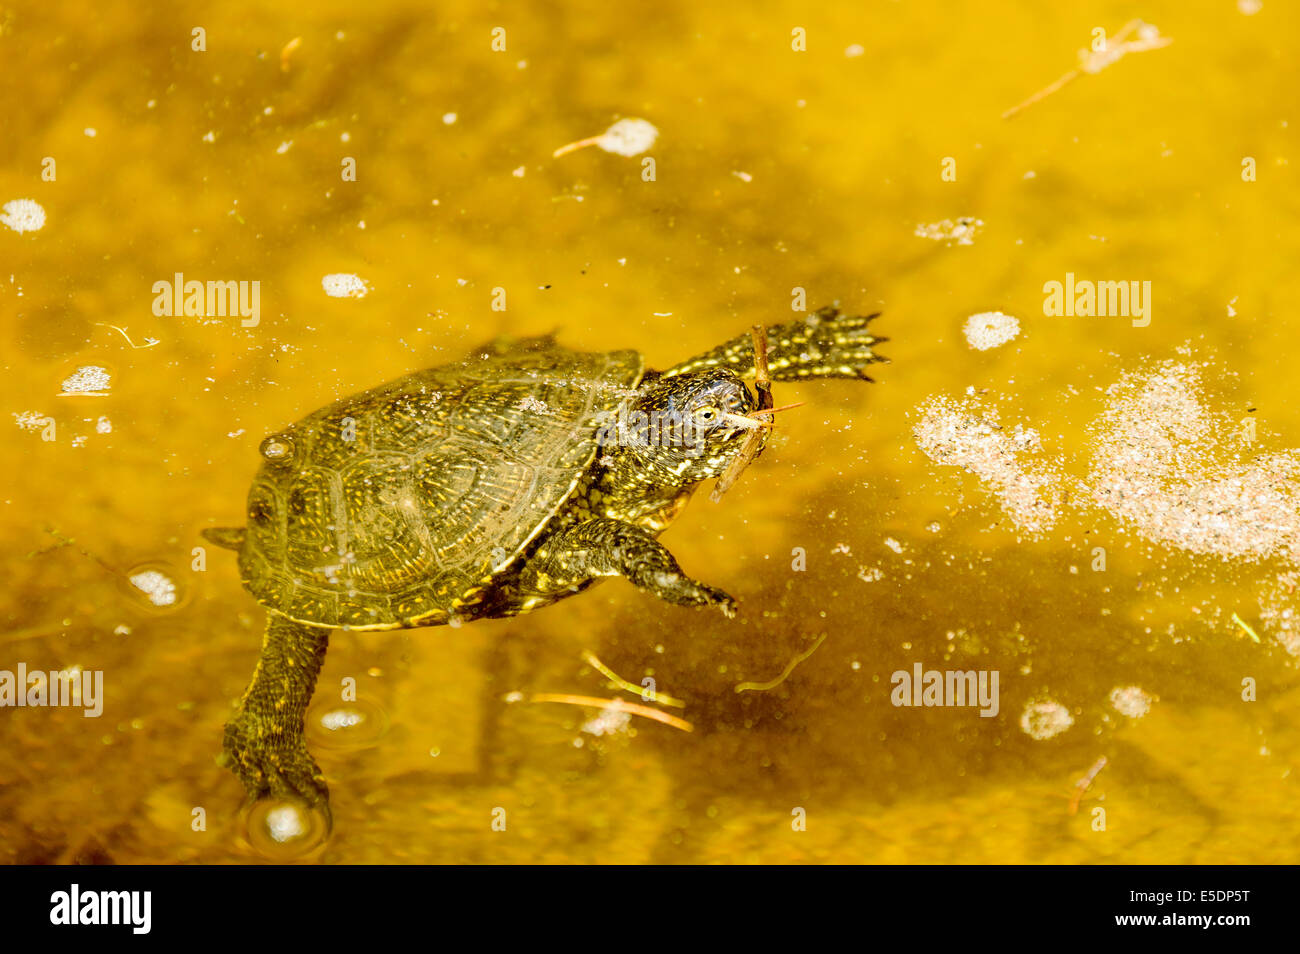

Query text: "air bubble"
[242, 798, 332, 860]
[259, 434, 295, 461]
[305, 697, 389, 750]
[121, 561, 189, 613]
[57, 361, 116, 396]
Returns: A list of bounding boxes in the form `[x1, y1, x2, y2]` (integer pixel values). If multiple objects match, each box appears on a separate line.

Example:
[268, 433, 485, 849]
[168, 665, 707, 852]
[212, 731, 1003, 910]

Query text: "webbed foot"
[765, 306, 887, 381]
[221, 615, 331, 807]
[221, 709, 329, 807]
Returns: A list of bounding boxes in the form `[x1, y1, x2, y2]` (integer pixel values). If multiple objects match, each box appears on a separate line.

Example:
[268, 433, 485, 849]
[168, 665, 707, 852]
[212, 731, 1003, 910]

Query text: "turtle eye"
[693, 406, 720, 425]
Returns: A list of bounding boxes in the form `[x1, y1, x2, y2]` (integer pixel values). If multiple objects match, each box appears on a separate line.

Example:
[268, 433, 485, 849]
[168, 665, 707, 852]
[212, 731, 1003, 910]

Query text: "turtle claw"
[691, 583, 738, 618]
[766, 309, 888, 381]
[222, 713, 330, 808]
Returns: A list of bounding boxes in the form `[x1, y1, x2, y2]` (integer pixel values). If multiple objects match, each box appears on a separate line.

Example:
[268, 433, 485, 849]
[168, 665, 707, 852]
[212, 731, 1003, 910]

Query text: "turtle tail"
[202, 527, 246, 551]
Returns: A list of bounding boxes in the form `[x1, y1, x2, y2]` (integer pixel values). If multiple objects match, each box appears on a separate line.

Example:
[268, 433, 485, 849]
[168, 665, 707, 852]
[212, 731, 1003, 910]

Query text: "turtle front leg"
[220, 615, 331, 807]
[518, 518, 737, 617]
[664, 306, 886, 381]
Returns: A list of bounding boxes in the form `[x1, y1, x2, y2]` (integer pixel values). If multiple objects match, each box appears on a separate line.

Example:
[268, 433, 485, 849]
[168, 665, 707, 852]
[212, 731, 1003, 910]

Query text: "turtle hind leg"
[202, 526, 245, 551]
[663, 307, 887, 381]
[220, 614, 330, 806]
[516, 518, 737, 617]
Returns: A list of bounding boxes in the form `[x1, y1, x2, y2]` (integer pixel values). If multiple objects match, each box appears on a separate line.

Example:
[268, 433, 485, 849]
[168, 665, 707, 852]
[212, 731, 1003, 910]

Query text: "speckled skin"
[206, 307, 885, 807]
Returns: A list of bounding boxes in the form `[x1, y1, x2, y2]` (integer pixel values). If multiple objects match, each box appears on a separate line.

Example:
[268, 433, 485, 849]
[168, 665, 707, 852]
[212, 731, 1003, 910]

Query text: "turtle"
[204, 306, 886, 808]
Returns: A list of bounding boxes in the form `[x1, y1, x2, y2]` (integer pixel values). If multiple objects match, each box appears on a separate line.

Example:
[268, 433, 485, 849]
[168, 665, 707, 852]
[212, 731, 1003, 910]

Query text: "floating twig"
[553, 118, 658, 158]
[528, 693, 694, 732]
[0, 623, 70, 647]
[1231, 612, 1261, 643]
[750, 400, 805, 418]
[1002, 20, 1172, 120]
[735, 633, 828, 693]
[280, 36, 302, 73]
[581, 650, 685, 708]
[1068, 755, 1109, 815]
[95, 322, 159, 349]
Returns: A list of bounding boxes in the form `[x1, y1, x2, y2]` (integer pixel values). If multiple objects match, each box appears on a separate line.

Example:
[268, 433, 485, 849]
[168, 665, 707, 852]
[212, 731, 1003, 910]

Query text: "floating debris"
[13, 411, 48, 432]
[963, 311, 1021, 351]
[913, 394, 1061, 534]
[279, 36, 302, 72]
[919, 362, 1300, 555]
[582, 650, 684, 708]
[1231, 612, 1261, 644]
[918, 359, 1300, 656]
[525, 692, 693, 732]
[321, 273, 370, 298]
[517, 395, 550, 414]
[1020, 699, 1074, 740]
[1089, 361, 1300, 562]
[59, 365, 112, 396]
[95, 322, 159, 349]
[553, 117, 658, 158]
[1109, 686, 1153, 719]
[914, 217, 983, 246]
[1002, 20, 1172, 120]
[734, 633, 828, 693]
[1, 198, 46, 234]
[129, 569, 177, 607]
[581, 707, 632, 737]
[1068, 756, 1108, 815]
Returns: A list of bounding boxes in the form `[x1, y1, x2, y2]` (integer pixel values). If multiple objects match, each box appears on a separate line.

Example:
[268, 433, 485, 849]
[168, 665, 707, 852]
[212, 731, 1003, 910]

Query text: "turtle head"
[616, 369, 763, 484]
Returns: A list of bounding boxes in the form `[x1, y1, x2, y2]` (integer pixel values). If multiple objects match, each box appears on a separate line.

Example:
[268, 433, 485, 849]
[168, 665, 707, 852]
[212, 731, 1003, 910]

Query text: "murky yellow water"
[3, 0, 1299, 863]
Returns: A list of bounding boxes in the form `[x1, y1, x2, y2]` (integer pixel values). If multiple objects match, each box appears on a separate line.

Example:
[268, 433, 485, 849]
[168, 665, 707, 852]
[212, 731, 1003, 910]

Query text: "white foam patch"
[322, 273, 370, 298]
[963, 311, 1021, 350]
[130, 570, 177, 607]
[61, 366, 111, 394]
[1020, 700, 1073, 740]
[1, 199, 46, 234]
[595, 118, 657, 156]
[1109, 686, 1153, 719]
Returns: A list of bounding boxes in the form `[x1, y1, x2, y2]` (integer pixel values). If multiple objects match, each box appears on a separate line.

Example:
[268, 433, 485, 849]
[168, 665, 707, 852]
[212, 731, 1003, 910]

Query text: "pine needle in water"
[528, 693, 694, 732]
[582, 650, 685, 707]
[734, 633, 828, 693]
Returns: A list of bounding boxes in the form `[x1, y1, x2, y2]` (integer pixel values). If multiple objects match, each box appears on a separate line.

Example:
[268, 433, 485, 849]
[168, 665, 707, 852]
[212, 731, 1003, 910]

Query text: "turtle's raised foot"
[764, 307, 887, 381]
[221, 710, 329, 807]
[663, 306, 886, 382]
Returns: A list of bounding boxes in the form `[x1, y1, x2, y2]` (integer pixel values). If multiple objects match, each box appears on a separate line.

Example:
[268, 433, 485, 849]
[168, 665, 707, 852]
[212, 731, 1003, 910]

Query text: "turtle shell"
[235, 337, 644, 629]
